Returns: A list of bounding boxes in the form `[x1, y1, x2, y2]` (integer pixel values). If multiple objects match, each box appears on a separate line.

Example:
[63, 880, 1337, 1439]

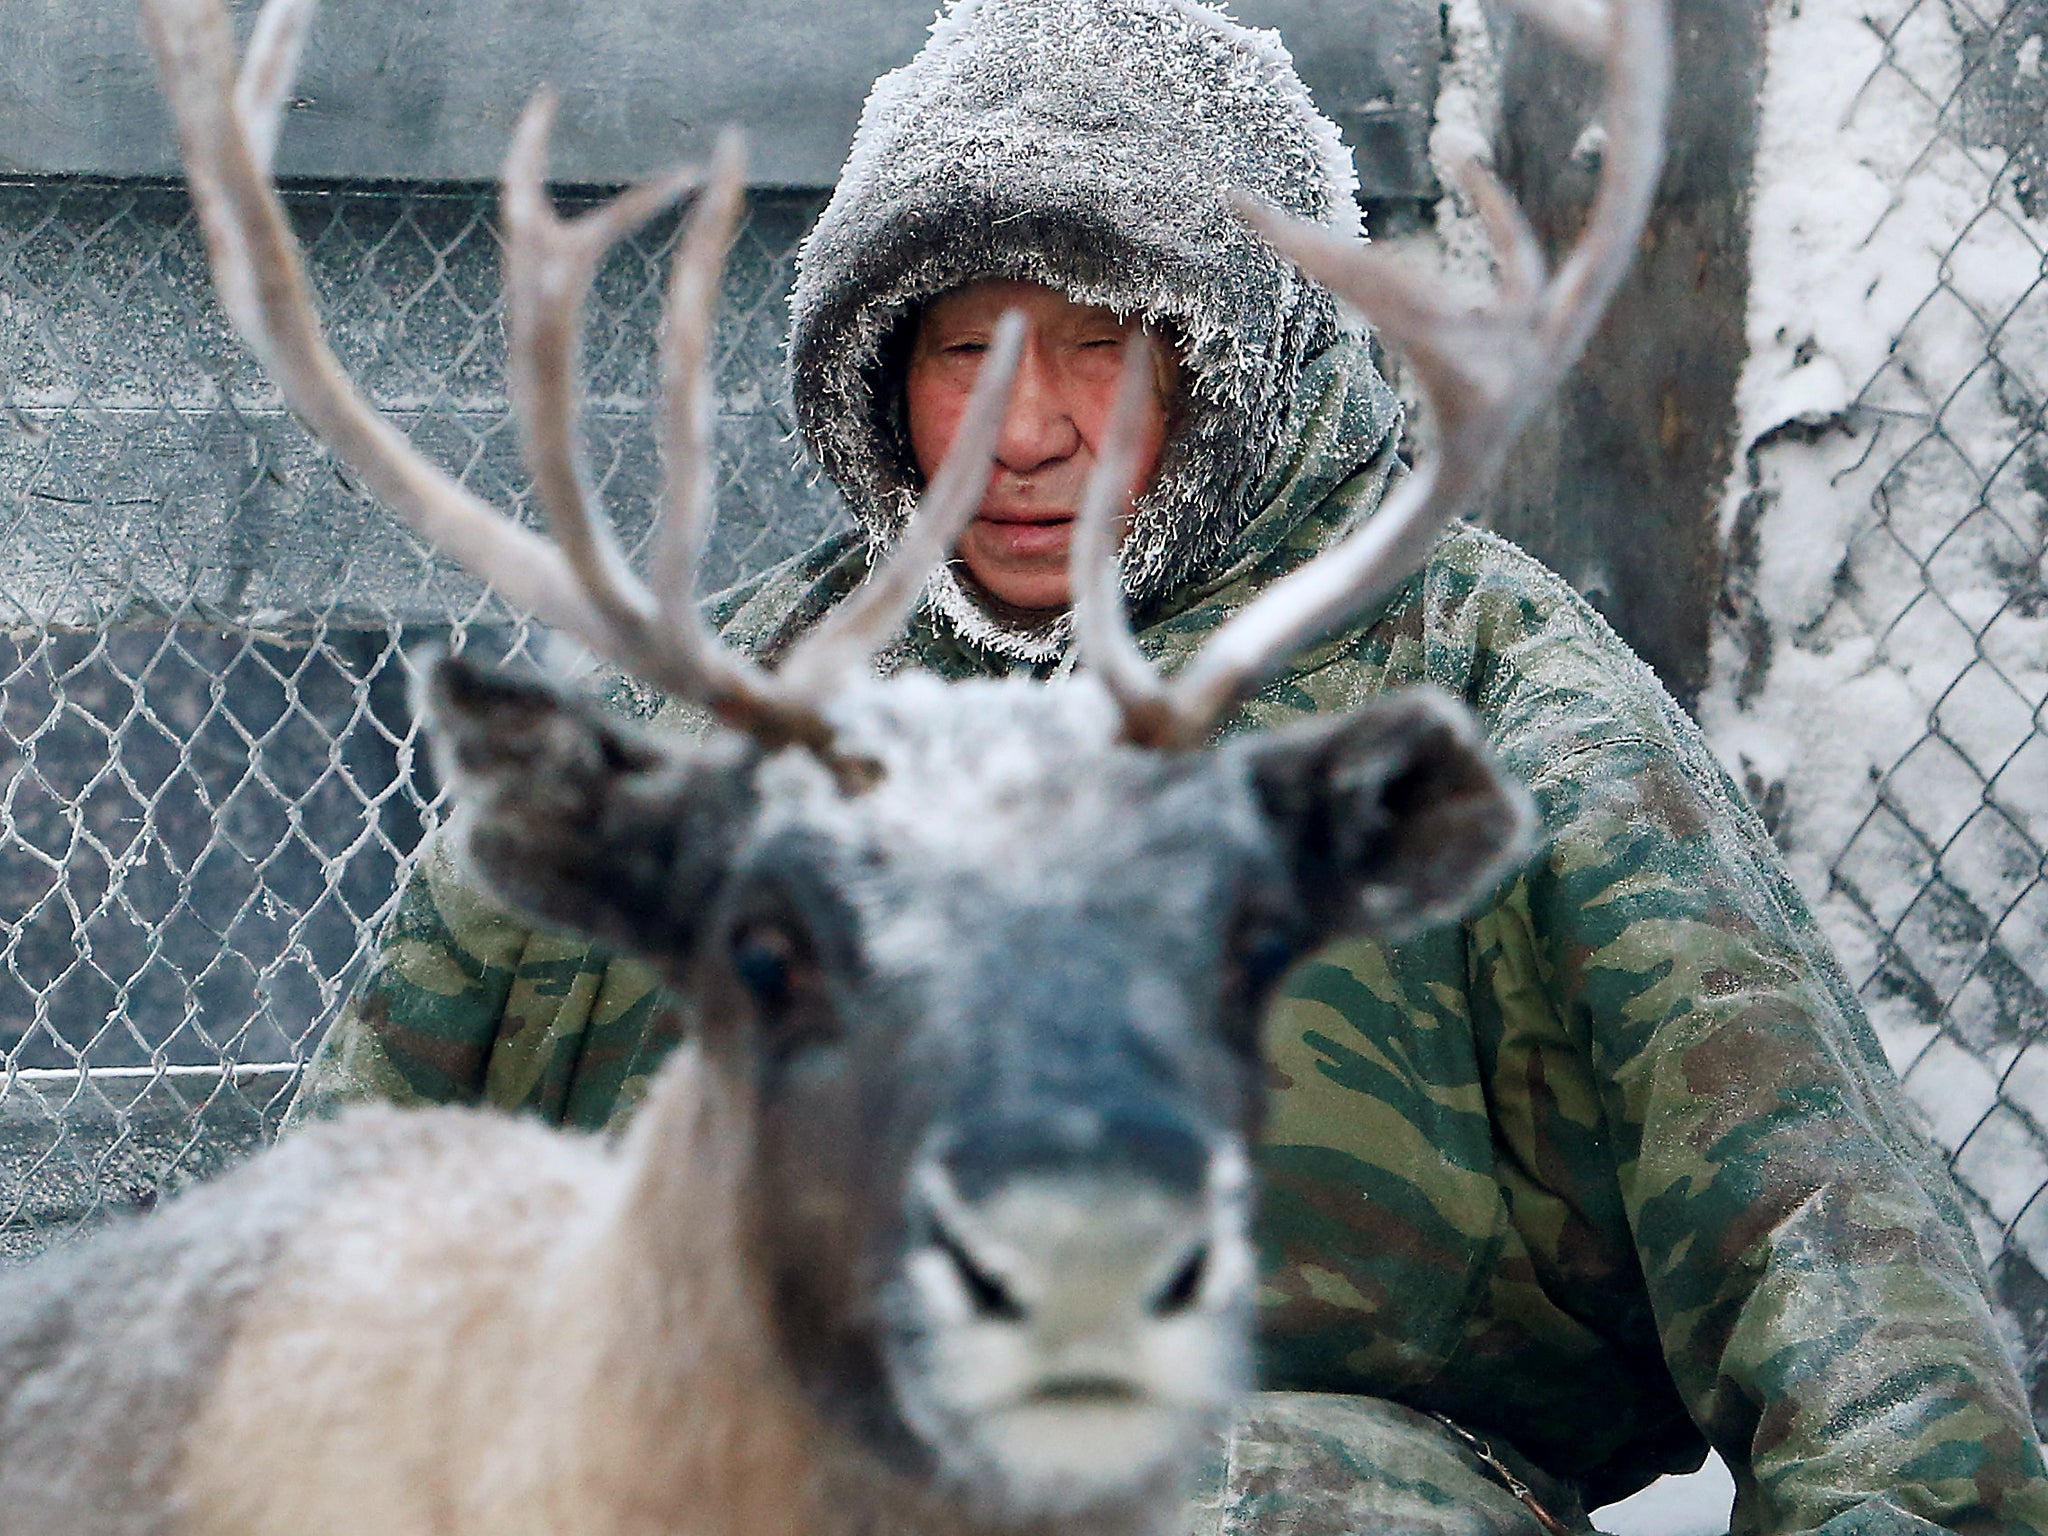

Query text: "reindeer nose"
[940, 1103, 1213, 1203]
[906, 1105, 1246, 1332]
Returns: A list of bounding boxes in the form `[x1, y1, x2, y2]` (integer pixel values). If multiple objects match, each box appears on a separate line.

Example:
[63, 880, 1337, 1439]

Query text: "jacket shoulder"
[1411, 526, 1703, 786]
[598, 528, 869, 724]
[708, 527, 869, 657]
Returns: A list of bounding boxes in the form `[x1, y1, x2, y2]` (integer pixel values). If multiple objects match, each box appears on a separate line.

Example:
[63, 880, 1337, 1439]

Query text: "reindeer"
[0, 0, 1667, 1531]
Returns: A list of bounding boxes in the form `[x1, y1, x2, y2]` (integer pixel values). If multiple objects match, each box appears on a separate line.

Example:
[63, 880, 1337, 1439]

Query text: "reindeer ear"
[1240, 690, 1538, 941]
[421, 654, 759, 961]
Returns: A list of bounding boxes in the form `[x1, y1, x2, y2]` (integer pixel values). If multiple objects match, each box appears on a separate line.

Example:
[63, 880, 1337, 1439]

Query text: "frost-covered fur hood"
[787, 0, 1372, 660]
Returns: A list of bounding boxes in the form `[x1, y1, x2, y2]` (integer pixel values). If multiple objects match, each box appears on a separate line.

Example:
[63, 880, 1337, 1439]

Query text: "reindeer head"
[142, 0, 1664, 1519]
[422, 658, 1528, 1515]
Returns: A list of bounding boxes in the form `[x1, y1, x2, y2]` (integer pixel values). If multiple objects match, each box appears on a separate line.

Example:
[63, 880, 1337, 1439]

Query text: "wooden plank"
[1482, 0, 1766, 711]
[0, 0, 1438, 197]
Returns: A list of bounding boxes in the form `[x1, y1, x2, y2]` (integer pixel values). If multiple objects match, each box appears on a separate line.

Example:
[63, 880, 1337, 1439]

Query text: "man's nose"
[993, 341, 1081, 475]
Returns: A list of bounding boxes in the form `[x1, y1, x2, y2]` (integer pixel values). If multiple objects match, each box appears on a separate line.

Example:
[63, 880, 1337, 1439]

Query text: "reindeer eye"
[730, 923, 797, 1011]
[728, 919, 844, 1066]
[1238, 930, 1301, 997]
[1217, 918, 1303, 1062]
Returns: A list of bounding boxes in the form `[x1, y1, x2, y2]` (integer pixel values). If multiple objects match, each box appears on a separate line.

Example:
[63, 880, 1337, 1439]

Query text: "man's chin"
[958, 522, 1077, 613]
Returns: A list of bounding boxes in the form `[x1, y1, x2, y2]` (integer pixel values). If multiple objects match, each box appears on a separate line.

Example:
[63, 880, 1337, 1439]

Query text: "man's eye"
[943, 340, 989, 356]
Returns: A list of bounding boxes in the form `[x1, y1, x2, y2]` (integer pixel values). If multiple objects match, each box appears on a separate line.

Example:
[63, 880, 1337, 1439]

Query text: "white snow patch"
[1904, 1036, 2002, 1150]
[1374, 0, 1517, 451]
[1570, 119, 1609, 166]
[1422, 0, 1513, 316]
[1592, 1453, 1736, 1536]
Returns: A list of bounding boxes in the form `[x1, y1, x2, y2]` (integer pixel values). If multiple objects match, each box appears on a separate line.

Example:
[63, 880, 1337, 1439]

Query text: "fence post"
[1482, 0, 1767, 713]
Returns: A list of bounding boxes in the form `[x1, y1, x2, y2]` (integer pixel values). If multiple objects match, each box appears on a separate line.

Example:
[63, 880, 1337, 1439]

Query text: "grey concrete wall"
[2, 0, 1441, 198]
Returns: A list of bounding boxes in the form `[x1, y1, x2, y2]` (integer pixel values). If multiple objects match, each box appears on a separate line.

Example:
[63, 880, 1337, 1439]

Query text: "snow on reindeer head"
[149, 0, 1665, 1508]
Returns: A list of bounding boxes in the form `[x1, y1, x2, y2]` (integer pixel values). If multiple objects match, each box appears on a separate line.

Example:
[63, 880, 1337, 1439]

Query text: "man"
[290, 1, 2048, 1532]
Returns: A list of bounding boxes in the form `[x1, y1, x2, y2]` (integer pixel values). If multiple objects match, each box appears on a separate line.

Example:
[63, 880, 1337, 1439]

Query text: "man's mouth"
[970, 512, 1075, 559]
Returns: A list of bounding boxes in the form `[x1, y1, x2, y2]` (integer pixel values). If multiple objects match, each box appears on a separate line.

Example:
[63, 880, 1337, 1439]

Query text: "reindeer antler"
[1073, 0, 1671, 749]
[141, 0, 1022, 759]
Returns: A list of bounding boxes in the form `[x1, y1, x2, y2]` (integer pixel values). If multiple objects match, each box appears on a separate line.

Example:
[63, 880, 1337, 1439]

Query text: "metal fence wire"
[1855, 5, 2048, 1419]
[1708, 0, 2048, 1421]
[2, 0, 2048, 1438]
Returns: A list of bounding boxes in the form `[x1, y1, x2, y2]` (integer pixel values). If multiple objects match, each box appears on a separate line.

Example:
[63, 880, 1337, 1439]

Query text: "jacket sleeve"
[1498, 667, 2048, 1536]
[282, 830, 528, 1128]
[289, 538, 871, 1130]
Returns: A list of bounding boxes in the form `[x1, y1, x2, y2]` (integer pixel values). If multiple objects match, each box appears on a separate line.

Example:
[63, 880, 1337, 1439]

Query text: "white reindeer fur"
[1, 1029, 1174, 1536]
[169, 1050, 821, 1536]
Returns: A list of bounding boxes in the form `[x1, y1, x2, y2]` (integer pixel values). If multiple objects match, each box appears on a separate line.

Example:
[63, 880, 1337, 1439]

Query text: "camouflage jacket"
[291, 345, 2048, 1534]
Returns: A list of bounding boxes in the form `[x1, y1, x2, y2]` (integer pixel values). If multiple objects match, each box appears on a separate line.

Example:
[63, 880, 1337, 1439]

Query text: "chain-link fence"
[1705, 0, 2048, 1419]
[0, 178, 843, 1257]
[6, 0, 2048, 1439]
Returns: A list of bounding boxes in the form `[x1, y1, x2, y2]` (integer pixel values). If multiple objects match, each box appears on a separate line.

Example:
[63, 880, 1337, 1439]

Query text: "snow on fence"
[1701, 0, 2048, 1414]
[1, 0, 2046, 1433]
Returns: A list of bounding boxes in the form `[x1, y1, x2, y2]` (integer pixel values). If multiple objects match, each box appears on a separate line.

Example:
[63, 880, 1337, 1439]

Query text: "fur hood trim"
[786, 0, 1371, 660]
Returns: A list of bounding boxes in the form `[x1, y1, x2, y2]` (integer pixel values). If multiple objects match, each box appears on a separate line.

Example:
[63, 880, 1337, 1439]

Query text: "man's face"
[906, 280, 1174, 613]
